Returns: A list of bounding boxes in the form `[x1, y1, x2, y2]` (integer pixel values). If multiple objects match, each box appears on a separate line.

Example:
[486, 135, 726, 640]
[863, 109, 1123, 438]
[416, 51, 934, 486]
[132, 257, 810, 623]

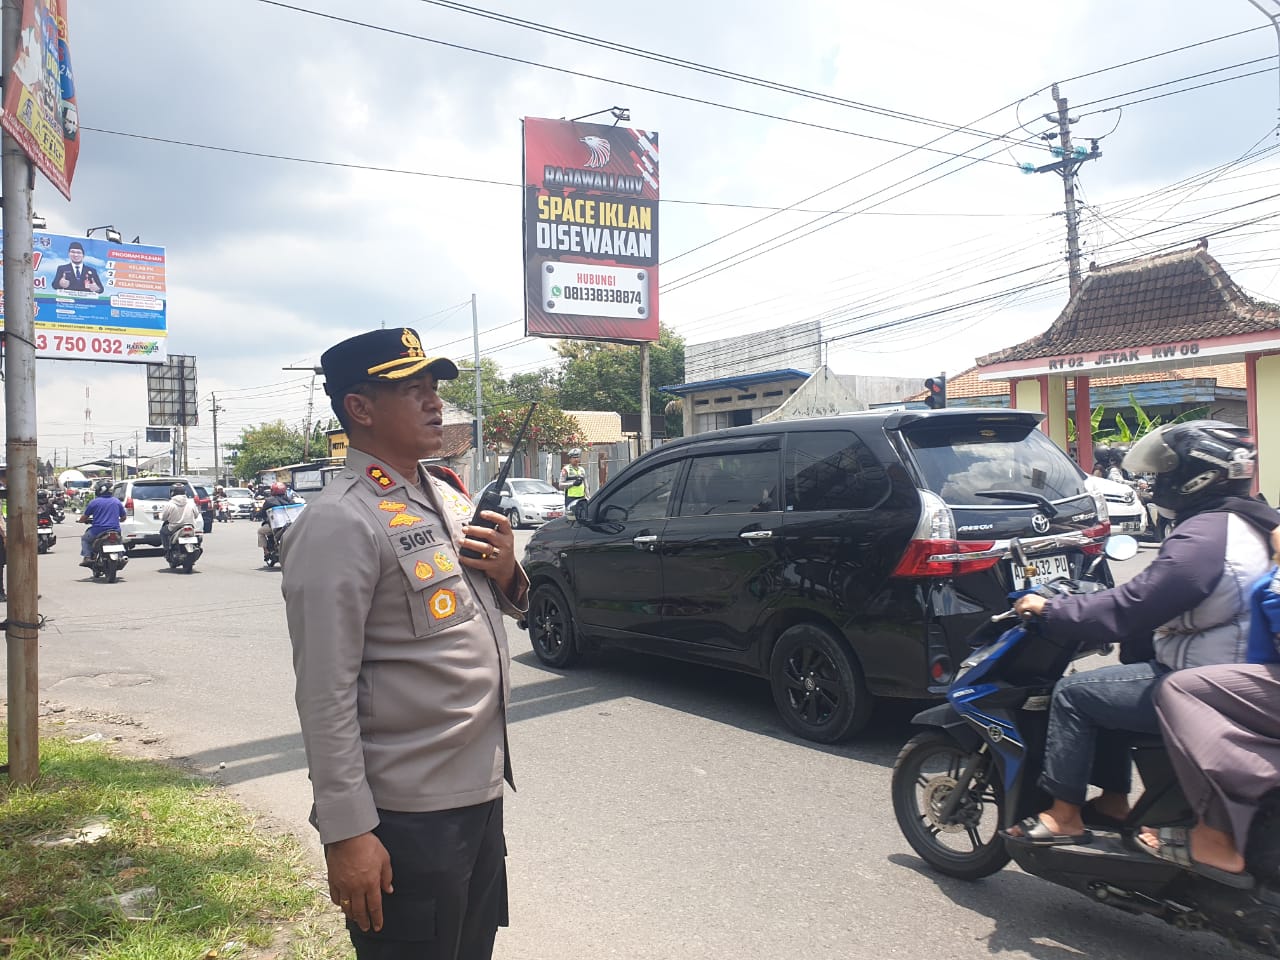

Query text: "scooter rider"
[1007, 421, 1279, 845]
[78, 481, 126, 568]
[160, 482, 201, 553]
[257, 481, 295, 561]
[558, 448, 587, 509]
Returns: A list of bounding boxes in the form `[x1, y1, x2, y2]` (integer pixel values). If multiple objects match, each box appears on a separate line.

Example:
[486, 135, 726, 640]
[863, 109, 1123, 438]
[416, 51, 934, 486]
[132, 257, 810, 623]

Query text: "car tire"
[528, 582, 580, 668]
[769, 624, 872, 743]
[506, 508, 522, 530]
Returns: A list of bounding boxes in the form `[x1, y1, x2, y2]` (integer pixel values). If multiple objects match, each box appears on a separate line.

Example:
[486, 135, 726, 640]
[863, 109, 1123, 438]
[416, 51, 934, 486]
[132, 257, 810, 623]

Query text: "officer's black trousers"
[348, 798, 507, 960]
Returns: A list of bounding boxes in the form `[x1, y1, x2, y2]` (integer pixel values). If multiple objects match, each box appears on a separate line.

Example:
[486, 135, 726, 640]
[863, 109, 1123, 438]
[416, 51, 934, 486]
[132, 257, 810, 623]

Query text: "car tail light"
[1080, 520, 1112, 555]
[124, 497, 134, 516]
[891, 491, 1002, 578]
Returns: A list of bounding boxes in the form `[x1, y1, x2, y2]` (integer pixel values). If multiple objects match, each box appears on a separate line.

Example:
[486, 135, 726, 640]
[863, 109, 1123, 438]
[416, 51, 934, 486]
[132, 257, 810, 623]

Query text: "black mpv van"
[521, 408, 1112, 742]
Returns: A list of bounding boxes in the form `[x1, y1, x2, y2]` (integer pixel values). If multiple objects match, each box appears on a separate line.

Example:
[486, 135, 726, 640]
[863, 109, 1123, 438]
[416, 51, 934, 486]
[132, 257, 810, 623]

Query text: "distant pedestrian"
[558, 448, 587, 509]
[283, 327, 528, 960]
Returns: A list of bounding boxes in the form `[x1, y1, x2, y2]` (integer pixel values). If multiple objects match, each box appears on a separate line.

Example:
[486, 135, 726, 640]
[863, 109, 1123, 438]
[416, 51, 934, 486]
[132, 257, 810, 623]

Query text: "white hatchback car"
[1084, 474, 1147, 536]
[476, 477, 567, 528]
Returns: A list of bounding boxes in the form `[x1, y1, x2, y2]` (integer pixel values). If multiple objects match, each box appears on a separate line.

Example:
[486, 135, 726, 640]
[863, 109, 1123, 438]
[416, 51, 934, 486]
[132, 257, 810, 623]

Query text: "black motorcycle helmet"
[1092, 444, 1114, 468]
[36, 489, 48, 503]
[1123, 420, 1255, 512]
[95, 481, 113, 497]
[170, 483, 185, 497]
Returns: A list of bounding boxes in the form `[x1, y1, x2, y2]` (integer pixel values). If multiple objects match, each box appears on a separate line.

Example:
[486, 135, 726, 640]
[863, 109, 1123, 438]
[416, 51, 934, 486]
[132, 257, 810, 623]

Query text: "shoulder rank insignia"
[388, 512, 423, 528]
[414, 561, 435, 581]
[433, 550, 455, 573]
[429, 588, 457, 619]
[367, 465, 395, 489]
[378, 499, 407, 513]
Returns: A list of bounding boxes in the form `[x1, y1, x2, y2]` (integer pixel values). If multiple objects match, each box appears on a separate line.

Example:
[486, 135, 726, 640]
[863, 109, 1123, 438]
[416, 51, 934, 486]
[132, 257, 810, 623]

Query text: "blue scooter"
[892, 535, 1280, 956]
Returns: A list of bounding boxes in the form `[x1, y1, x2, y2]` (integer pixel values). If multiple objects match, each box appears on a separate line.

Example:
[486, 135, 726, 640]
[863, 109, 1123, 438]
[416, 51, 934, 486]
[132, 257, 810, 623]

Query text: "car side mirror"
[572, 498, 590, 521]
[1104, 534, 1138, 561]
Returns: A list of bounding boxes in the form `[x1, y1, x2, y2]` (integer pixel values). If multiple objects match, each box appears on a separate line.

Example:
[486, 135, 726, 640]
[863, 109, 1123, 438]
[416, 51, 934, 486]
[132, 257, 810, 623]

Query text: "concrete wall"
[1257, 354, 1280, 504]
[685, 319, 821, 382]
[689, 375, 807, 434]
[835, 374, 923, 406]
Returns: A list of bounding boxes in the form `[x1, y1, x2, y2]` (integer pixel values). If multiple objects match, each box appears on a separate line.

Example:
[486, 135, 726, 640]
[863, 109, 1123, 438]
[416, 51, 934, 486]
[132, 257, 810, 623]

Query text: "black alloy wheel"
[769, 623, 871, 743]
[891, 730, 1009, 880]
[528, 583, 579, 668]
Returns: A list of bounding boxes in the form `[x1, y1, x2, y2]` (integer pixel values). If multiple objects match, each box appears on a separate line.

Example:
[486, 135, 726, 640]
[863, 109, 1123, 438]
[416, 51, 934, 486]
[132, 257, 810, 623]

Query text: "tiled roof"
[907, 361, 1247, 400]
[977, 242, 1280, 365]
[438, 423, 474, 459]
[562, 410, 626, 444]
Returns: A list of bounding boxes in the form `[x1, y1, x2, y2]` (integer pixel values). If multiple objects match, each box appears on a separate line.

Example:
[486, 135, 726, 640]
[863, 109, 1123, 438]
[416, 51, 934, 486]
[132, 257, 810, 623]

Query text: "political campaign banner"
[0, 231, 167, 363]
[523, 117, 659, 343]
[0, 0, 79, 199]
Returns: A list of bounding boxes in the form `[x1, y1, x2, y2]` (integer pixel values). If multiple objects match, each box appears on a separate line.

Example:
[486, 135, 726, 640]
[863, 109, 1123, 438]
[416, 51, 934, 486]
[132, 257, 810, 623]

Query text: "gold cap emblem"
[401, 328, 425, 358]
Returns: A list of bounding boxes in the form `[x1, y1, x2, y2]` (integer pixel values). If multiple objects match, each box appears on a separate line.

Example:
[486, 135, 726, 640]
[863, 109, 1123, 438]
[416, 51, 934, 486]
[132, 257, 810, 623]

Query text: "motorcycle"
[37, 514, 57, 554]
[86, 529, 128, 583]
[263, 501, 305, 569]
[49, 501, 65, 524]
[891, 534, 1280, 956]
[164, 523, 203, 573]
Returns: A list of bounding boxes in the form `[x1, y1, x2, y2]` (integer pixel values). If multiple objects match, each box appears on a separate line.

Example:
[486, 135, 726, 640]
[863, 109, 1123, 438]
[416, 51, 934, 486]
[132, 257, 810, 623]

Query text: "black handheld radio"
[459, 402, 538, 559]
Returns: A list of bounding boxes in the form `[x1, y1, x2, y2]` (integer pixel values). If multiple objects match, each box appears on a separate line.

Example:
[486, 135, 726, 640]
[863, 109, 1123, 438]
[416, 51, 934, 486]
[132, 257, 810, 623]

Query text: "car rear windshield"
[510, 479, 557, 495]
[132, 481, 179, 501]
[903, 421, 1088, 506]
[227, 489, 253, 499]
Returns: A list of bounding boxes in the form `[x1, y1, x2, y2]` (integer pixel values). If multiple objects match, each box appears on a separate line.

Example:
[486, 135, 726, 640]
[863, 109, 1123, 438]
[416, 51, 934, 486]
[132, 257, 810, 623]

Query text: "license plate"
[546, 511, 563, 519]
[178, 537, 199, 544]
[1009, 554, 1071, 587]
[102, 545, 125, 554]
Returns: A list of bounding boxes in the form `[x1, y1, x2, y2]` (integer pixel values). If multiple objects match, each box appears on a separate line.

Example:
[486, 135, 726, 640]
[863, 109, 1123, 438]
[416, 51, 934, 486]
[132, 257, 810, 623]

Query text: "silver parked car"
[476, 477, 567, 528]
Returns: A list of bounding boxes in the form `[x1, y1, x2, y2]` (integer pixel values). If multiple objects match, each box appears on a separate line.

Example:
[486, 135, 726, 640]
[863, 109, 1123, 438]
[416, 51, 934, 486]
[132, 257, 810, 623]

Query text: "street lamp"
[86, 225, 122, 244]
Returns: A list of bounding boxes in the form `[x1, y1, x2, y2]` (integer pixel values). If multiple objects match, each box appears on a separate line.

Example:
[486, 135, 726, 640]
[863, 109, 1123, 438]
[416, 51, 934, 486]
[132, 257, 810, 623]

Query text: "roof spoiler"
[883, 407, 1046, 431]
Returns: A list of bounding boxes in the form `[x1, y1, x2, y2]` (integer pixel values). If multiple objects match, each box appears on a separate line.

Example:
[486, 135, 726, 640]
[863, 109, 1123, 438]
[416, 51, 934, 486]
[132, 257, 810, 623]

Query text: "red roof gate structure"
[975, 241, 1280, 502]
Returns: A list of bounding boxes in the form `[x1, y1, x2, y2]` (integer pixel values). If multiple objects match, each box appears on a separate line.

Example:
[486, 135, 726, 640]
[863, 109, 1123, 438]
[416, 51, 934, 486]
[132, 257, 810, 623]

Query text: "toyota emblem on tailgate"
[1031, 514, 1051, 534]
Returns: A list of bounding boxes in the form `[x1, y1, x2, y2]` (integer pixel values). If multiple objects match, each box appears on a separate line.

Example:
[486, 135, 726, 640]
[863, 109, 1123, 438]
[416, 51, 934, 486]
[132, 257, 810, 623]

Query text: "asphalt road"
[6, 525, 1237, 959]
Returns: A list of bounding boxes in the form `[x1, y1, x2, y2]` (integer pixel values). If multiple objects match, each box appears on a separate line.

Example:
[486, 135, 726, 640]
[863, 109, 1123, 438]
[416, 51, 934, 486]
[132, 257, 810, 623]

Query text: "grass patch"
[0, 726, 346, 959]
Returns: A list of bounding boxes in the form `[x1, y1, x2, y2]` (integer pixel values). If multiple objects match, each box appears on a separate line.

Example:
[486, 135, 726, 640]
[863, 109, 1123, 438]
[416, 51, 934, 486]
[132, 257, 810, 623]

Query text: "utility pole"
[1035, 84, 1101, 298]
[471, 293, 484, 493]
[639, 343, 652, 455]
[3, 0, 41, 785]
[302, 376, 315, 461]
[210, 393, 223, 482]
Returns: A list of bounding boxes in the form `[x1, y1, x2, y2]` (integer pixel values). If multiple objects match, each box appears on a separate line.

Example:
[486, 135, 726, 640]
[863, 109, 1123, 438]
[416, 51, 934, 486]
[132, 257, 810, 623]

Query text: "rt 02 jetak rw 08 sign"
[522, 117, 659, 343]
[0, 231, 167, 362]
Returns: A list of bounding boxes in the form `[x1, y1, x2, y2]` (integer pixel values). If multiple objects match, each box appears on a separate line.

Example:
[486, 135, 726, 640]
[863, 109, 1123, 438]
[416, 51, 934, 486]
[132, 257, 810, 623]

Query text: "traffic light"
[924, 374, 947, 409]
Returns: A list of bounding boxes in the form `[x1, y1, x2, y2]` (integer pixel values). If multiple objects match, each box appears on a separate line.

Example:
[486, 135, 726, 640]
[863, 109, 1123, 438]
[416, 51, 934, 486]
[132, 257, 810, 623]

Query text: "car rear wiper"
[974, 489, 1059, 517]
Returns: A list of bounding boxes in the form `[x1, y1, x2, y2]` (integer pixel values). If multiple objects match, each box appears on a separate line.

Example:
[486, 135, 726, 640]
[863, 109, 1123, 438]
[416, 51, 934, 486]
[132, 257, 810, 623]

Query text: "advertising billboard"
[0, 231, 167, 363]
[523, 117, 659, 343]
[0, 0, 79, 199]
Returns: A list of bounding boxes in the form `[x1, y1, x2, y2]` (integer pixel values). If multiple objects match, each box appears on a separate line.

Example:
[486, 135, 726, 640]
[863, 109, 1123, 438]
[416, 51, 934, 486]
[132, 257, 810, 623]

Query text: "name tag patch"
[397, 529, 438, 553]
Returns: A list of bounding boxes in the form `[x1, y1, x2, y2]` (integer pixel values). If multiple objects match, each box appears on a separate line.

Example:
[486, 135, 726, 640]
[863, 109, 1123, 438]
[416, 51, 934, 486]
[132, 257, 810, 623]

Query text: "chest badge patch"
[429, 588, 457, 619]
[388, 512, 423, 528]
[437, 485, 475, 520]
[433, 551, 455, 573]
[378, 499, 407, 513]
[367, 465, 395, 490]
[414, 561, 435, 581]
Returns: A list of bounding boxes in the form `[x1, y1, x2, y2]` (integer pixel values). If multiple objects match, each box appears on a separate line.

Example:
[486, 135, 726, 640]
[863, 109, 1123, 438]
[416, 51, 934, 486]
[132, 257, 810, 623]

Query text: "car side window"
[786, 431, 889, 511]
[678, 451, 780, 516]
[599, 460, 682, 523]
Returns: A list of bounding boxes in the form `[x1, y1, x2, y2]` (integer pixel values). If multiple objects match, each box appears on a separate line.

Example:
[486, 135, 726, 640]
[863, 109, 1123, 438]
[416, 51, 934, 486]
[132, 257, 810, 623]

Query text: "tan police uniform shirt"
[282, 446, 529, 845]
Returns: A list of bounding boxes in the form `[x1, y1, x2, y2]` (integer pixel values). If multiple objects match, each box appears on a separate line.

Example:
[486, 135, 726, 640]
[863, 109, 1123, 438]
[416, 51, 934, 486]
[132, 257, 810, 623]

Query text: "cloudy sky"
[7, 0, 1280, 471]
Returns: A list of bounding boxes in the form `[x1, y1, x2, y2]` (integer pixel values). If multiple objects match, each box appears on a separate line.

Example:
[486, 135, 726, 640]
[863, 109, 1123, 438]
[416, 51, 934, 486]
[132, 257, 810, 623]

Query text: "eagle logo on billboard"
[580, 135, 611, 169]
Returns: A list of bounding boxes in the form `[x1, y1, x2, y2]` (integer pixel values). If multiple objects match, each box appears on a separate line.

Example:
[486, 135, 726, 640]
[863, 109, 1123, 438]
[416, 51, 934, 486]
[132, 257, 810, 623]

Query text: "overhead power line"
[251, 0, 1026, 166]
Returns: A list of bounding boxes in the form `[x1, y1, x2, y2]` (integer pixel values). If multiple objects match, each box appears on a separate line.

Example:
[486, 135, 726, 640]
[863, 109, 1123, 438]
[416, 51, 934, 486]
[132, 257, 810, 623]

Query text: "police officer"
[282, 327, 528, 960]
[558, 447, 587, 509]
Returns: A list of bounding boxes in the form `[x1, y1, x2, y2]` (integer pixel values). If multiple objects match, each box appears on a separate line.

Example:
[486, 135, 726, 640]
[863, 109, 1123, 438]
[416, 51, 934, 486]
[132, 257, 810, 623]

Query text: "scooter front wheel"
[892, 730, 1009, 880]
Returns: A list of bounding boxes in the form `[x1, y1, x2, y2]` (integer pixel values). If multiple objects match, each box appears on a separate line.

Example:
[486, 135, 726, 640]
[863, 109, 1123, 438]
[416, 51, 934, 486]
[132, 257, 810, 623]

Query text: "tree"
[227, 420, 307, 479]
[438, 357, 506, 416]
[553, 324, 685, 435]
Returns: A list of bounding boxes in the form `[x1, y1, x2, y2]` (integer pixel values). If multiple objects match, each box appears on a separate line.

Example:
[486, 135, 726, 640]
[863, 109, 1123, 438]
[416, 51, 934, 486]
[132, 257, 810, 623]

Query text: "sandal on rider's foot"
[1081, 799, 1128, 831]
[1004, 816, 1093, 846]
[1138, 826, 1254, 889]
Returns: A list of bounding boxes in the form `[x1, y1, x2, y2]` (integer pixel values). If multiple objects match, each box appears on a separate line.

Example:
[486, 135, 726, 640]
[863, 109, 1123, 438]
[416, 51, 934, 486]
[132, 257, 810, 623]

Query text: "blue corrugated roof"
[660, 369, 810, 396]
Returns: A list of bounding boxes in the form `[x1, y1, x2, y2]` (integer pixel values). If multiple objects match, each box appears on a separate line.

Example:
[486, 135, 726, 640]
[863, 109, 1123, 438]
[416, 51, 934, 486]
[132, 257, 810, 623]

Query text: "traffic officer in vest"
[558, 447, 587, 509]
[282, 326, 529, 960]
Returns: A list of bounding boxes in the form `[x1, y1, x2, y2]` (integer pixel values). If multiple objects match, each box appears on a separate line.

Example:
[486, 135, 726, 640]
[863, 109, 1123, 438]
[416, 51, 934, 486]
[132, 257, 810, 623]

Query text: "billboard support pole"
[3, 0, 41, 785]
[639, 342, 651, 455]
